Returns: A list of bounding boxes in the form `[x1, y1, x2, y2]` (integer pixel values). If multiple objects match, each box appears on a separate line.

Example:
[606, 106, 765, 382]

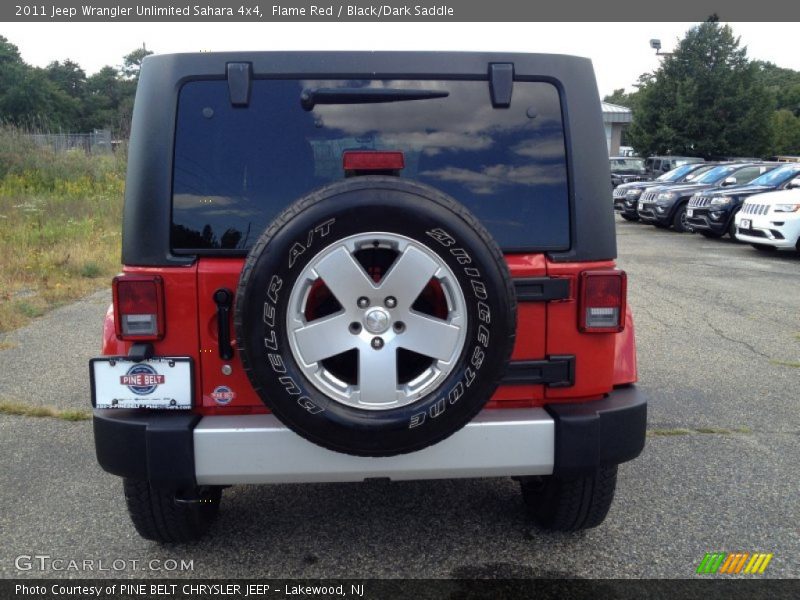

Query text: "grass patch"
[0, 399, 90, 421]
[648, 426, 752, 437]
[770, 359, 800, 368]
[0, 126, 124, 332]
[648, 428, 692, 436]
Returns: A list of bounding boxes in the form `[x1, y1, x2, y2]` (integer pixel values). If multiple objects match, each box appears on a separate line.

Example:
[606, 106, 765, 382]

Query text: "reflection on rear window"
[172, 79, 569, 252]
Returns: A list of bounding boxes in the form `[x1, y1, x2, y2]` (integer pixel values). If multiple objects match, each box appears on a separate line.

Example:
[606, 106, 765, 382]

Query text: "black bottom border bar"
[4, 579, 798, 600]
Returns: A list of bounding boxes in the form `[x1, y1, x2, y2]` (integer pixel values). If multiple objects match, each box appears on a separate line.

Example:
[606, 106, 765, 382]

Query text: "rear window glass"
[171, 79, 569, 252]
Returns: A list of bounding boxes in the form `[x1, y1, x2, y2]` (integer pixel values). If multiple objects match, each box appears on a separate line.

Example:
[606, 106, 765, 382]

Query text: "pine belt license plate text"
[91, 357, 192, 409]
[740, 219, 751, 229]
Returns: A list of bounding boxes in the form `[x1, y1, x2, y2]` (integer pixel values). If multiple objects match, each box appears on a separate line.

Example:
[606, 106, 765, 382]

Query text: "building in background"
[602, 102, 632, 156]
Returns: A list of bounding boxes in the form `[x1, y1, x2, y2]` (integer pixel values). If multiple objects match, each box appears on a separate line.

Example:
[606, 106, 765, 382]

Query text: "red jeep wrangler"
[90, 52, 646, 542]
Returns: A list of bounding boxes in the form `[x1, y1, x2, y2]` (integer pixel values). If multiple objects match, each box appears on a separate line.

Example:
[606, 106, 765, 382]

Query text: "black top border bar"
[4, 1, 797, 22]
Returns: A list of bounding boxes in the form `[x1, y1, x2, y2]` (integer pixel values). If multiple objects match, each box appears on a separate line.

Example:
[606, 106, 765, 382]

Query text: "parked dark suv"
[644, 155, 704, 179]
[638, 163, 775, 232]
[687, 163, 800, 238]
[609, 156, 649, 188]
[89, 52, 646, 542]
[613, 162, 714, 221]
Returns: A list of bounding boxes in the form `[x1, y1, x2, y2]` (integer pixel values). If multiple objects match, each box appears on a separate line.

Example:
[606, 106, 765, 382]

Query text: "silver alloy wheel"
[286, 232, 467, 410]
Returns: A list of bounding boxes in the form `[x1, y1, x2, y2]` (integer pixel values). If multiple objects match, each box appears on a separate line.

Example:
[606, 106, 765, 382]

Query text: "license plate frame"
[90, 357, 193, 409]
[687, 208, 694, 217]
[740, 219, 751, 230]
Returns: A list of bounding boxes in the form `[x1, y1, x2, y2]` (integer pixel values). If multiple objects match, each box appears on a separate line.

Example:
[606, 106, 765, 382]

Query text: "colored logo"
[211, 385, 235, 405]
[696, 552, 773, 575]
[120, 364, 165, 396]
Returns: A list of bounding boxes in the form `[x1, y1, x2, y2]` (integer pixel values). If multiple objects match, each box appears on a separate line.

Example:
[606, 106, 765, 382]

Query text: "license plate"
[638, 202, 644, 210]
[90, 357, 193, 409]
[687, 208, 694, 217]
[740, 219, 751, 229]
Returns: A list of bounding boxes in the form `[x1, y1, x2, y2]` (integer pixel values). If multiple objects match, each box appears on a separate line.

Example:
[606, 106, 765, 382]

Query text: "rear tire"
[519, 465, 618, 531]
[750, 243, 777, 253]
[123, 479, 222, 543]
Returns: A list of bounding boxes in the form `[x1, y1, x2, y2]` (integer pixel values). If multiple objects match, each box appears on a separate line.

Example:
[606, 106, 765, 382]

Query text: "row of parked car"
[612, 160, 800, 253]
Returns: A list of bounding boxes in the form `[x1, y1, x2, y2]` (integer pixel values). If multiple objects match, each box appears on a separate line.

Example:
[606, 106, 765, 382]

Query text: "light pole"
[650, 39, 673, 57]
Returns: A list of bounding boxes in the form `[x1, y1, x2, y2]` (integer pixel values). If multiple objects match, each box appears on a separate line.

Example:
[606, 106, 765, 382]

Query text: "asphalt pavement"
[0, 217, 798, 579]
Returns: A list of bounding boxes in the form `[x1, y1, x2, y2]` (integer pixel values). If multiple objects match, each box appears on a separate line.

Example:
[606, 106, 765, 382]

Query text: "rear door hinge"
[489, 63, 514, 108]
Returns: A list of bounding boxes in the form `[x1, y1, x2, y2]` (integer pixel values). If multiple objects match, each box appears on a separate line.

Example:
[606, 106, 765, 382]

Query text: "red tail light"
[343, 150, 404, 172]
[113, 275, 165, 340]
[579, 270, 627, 333]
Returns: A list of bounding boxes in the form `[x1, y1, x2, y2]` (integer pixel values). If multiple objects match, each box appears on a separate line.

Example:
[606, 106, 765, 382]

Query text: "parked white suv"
[735, 188, 800, 252]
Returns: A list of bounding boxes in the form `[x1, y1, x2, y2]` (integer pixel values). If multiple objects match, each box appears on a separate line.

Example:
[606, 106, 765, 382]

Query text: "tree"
[46, 60, 86, 99]
[754, 61, 800, 114]
[626, 20, 773, 158]
[771, 110, 800, 155]
[0, 37, 77, 130]
[603, 82, 644, 113]
[0, 38, 156, 135]
[121, 45, 153, 80]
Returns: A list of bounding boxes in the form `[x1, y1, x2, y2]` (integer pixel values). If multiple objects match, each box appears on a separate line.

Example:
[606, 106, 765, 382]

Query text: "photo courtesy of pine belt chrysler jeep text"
[89, 52, 647, 542]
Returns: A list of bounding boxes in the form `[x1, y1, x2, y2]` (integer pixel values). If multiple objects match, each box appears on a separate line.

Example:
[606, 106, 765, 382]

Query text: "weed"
[0, 125, 124, 332]
[771, 359, 800, 368]
[0, 399, 90, 421]
[15, 300, 44, 319]
[648, 427, 752, 437]
[80, 262, 103, 278]
[648, 428, 692, 436]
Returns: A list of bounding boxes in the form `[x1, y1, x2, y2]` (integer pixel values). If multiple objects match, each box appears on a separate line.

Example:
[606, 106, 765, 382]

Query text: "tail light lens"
[579, 270, 627, 333]
[113, 275, 165, 340]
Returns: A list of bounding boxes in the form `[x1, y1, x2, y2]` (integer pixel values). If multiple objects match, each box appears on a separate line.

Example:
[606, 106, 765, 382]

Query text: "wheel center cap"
[364, 308, 391, 334]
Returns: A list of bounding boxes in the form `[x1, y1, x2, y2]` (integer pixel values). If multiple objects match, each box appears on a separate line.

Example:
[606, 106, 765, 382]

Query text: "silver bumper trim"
[194, 408, 554, 484]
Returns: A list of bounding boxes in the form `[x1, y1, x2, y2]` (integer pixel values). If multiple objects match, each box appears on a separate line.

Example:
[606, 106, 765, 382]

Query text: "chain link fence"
[28, 129, 115, 154]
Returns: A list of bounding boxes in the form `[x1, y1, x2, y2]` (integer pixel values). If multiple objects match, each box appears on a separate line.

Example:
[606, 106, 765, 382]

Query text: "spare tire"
[234, 177, 516, 457]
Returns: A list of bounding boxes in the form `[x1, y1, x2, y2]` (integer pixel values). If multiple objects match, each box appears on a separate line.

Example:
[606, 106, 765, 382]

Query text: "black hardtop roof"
[123, 51, 617, 266]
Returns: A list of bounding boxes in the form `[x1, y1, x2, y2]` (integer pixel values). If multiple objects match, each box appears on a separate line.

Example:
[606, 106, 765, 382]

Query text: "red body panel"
[492, 255, 548, 405]
[102, 264, 203, 408]
[101, 254, 636, 413]
[612, 304, 638, 386]
[544, 260, 617, 402]
[196, 258, 264, 412]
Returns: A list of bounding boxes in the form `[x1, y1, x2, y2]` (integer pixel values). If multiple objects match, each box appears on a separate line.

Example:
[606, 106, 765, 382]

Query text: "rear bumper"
[93, 387, 647, 486]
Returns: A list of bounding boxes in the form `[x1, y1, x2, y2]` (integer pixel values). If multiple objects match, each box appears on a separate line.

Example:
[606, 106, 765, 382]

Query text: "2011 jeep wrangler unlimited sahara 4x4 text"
[90, 52, 647, 542]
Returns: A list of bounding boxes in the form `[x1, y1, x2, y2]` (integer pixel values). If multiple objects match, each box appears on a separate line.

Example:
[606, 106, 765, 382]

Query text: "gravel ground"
[0, 218, 798, 580]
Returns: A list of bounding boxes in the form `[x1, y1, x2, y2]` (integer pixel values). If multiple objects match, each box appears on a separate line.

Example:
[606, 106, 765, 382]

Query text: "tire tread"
[520, 465, 618, 531]
[123, 479, 221, 543]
